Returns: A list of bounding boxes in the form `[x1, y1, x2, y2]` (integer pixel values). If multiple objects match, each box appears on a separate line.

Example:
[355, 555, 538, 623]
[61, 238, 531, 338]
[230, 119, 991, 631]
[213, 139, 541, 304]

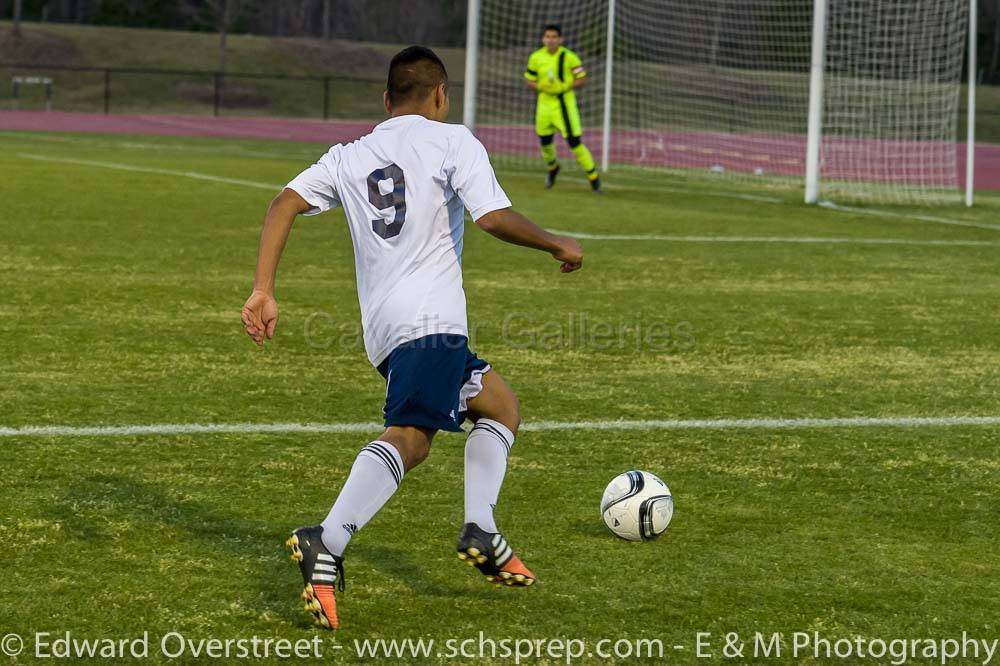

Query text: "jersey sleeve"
[567, 50, 586, 79]
[448, 128, 512, 222]
[285, 145, 342, 216]
[524, 52, 539, 81]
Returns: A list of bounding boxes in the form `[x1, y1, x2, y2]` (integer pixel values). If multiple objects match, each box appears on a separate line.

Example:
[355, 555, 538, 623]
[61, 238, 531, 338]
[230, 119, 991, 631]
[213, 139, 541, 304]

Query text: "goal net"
[820, 0, 969, 204]
[469, 0, 970, 205]
[473, 0, 610, 169]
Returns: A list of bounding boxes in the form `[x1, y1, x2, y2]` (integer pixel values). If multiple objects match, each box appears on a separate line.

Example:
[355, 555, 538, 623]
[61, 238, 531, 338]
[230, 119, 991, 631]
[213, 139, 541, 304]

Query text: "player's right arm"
[243, 147, 342, 347]
[242, 188, 311, 347]
[477, 208, 583, 273]
[524, 52, 539, 91]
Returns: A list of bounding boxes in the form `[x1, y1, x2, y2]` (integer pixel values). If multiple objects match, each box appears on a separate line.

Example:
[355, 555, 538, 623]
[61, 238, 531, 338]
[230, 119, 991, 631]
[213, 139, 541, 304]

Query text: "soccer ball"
[601, 470, 674, 541]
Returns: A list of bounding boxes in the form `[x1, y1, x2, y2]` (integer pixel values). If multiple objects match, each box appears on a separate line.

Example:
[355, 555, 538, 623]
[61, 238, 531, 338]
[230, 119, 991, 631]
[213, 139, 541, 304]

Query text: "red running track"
[2, 110, 998, 190]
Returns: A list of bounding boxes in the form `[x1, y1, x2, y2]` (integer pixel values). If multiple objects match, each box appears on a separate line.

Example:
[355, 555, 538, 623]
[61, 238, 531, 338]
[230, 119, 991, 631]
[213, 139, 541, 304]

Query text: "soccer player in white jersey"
[241, 46, 583, 630]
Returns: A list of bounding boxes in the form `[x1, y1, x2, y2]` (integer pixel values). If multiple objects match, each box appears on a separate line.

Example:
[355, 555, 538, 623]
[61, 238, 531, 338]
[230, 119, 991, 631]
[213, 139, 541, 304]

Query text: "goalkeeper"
[524, 24, 601, 193]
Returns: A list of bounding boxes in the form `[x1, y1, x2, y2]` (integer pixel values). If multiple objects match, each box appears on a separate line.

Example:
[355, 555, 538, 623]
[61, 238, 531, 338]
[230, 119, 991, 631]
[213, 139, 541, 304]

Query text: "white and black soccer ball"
[601, 470, 673, 541]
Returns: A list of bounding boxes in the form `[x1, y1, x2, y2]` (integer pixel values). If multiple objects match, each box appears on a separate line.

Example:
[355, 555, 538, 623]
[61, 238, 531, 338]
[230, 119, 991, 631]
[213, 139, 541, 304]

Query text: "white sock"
[321, 440, 404, 556]
[464, 418, 515, 533]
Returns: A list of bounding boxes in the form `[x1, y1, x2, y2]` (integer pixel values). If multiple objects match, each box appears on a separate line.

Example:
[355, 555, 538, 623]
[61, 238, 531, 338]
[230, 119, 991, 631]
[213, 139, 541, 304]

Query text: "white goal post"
[464, 0, 977, 206]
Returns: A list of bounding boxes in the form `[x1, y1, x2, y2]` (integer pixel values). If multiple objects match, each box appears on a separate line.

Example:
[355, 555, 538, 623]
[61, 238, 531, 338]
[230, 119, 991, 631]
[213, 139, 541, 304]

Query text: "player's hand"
[552, 236, 583, 273]
[241, 289, 278, 347]
[539, 79, 561, 95]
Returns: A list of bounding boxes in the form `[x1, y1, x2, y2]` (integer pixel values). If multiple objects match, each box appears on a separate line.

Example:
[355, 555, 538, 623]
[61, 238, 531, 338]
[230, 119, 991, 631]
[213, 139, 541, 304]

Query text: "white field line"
[17, 153, 282, 191]
[19, 134, 1000, 214]
[560, 174, 1000, 233]
[17, 151, 999, 236]
[551, 229, 1000, 247]
[818, 201, 1000, 233]
[559, 175, 784, 203]
[2, 416, 999, 438]
[0, 131, 313, 160]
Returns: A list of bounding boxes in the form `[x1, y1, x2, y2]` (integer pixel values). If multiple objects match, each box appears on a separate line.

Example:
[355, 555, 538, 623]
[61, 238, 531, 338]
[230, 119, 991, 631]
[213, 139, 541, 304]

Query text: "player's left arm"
[449, 129, 583, 273]
[477, 208, 583, 273]
[566, 51, 587, 91]
[242, 188, 311, 347]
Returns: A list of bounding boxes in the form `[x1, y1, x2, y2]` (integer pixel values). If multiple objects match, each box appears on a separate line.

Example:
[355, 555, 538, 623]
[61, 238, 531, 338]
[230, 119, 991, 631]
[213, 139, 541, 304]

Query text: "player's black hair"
[542, 24, 562, 36]
[386, 46, 449, 107]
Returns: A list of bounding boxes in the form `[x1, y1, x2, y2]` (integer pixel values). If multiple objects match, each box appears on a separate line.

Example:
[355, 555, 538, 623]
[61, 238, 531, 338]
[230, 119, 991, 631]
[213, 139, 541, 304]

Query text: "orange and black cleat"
[286, 525, 344, 630]
[456, 522, 535, 587]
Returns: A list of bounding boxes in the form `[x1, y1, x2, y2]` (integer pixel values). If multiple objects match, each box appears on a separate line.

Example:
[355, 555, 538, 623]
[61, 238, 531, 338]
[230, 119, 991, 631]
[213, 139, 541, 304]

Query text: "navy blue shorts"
[376, 334, 491, 433]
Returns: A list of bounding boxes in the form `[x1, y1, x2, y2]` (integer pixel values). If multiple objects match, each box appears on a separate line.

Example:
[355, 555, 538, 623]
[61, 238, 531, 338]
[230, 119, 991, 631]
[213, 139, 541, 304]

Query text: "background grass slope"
[2, 20, 999, 144]
[0, 21, 466, 118]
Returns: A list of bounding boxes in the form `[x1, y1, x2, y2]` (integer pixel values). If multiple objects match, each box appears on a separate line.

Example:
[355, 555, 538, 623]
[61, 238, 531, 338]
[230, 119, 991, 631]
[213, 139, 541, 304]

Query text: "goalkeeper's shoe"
[456, 522, 535, 587]
[545, 165, 560, 189]
[590, 177, 602, 194]
[286, 525, 344, 630]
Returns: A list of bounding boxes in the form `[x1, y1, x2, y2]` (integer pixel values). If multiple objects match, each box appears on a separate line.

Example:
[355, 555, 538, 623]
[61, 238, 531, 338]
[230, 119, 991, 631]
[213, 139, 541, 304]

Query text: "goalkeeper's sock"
[540, 142, 558, 171]
[571, 143, 599, 181]
[464, 418, 515, 533]
[320, 441, 404, 556]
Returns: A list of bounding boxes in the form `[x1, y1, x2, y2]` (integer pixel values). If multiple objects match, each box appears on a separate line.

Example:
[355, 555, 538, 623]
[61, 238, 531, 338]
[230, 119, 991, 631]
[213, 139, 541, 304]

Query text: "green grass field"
[2, 129, 1000, 664]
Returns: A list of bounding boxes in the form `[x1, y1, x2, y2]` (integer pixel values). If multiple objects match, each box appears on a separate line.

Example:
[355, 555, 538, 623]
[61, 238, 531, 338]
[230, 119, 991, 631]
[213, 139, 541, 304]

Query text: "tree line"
[4, 0, 468, 45]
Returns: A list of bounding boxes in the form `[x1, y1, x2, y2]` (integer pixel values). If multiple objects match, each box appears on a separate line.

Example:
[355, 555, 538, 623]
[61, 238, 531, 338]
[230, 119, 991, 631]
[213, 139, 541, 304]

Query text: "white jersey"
[286, 114, 511, 366]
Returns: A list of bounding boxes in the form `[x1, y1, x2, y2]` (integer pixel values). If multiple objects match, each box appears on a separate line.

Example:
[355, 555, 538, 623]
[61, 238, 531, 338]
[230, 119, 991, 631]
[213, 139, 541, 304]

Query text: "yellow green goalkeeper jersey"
[524, 46, 587, 138]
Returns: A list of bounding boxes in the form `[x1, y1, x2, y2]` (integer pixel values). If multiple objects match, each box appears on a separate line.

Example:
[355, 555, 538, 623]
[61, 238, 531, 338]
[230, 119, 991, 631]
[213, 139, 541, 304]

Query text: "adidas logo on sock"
[342, 523, 358, 536]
